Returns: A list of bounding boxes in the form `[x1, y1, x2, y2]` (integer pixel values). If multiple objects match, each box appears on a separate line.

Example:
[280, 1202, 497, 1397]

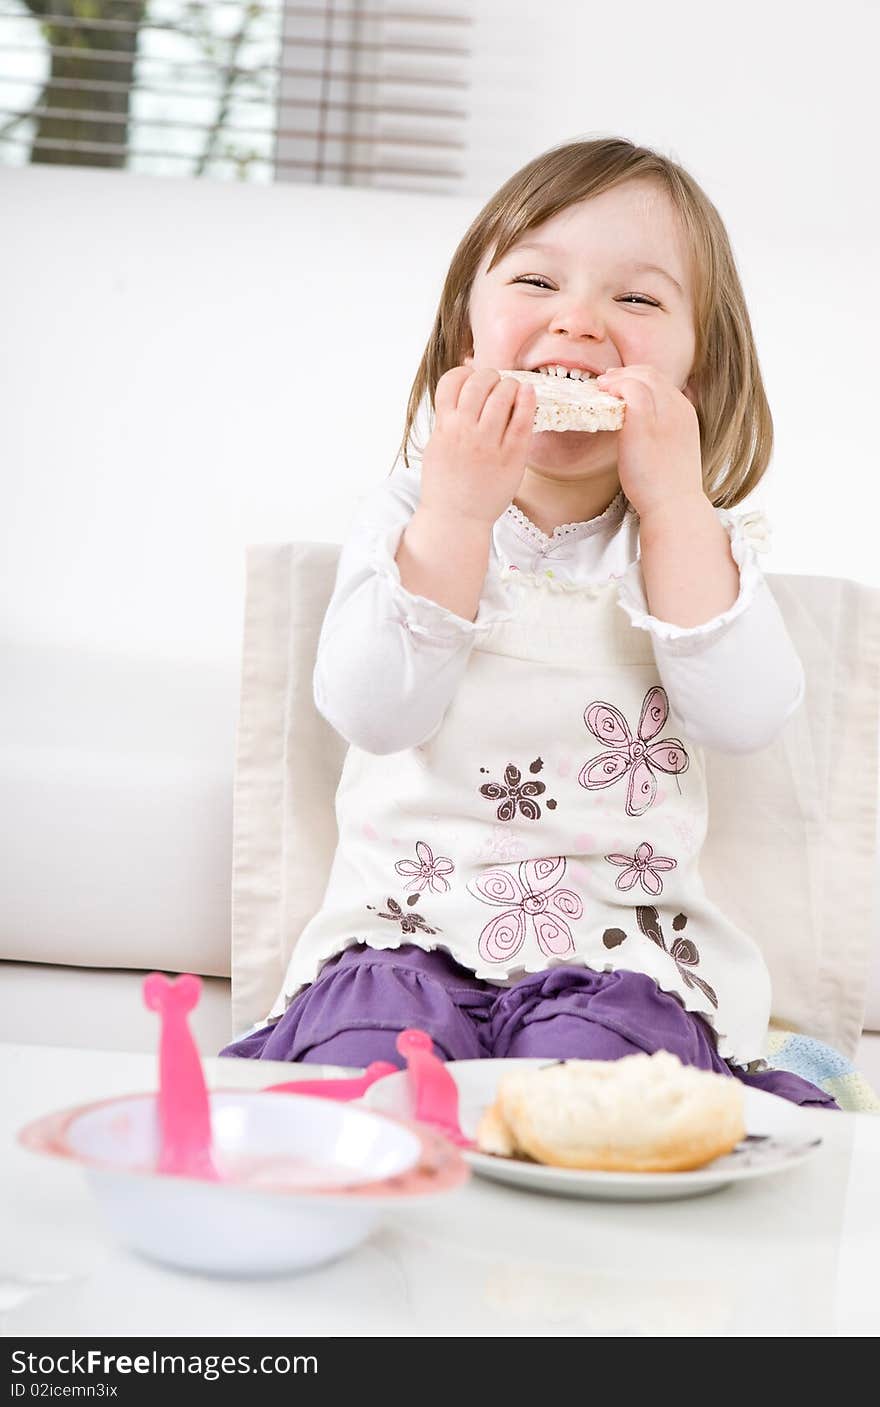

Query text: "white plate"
[362, 1058, 823, 1201]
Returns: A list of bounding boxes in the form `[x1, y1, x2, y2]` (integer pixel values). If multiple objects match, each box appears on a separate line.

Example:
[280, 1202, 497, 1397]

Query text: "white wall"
[464, 0, 880, 582]
[2, 169, 478, 664]
[2, 0, 877, 678]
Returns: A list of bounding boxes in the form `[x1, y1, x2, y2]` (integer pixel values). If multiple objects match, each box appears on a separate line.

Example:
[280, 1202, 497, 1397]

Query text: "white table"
[2, 1042, 878, 1338]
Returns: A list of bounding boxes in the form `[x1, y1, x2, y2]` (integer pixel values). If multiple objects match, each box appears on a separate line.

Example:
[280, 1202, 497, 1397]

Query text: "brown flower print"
[579, 685, 689, 817]
[375, 897, 440, 937]
[602, 927, 628, 949]
[636, 906, 718, 1008]
[604, 841, 677, 896]
[394, 841, 455, 895]
[480, 763, 546, 822]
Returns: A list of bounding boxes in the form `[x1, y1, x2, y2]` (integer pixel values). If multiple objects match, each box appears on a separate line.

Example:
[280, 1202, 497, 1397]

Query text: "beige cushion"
[231, 544, 880, 1058]
[0, 961, 232, 1055]
[0, 643, 235, 980]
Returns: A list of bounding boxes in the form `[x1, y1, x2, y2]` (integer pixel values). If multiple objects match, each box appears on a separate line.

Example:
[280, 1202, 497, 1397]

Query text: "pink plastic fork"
[396, 1029, 474, 1148]
[264, 1062, 397, 1099]
[143, 972, 220, 1182]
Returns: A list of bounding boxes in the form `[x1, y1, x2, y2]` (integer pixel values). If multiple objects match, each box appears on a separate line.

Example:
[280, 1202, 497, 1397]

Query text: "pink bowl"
[19, 1089, 468, 1276]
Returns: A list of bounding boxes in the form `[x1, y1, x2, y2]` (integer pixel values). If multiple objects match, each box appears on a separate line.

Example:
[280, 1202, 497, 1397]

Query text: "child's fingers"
[501, 382, 537, 446]
[598, 373, 653, 416]
[474, 375, 522, 440]
[433, 365, 473, 417]
[457, 367, 506, 422]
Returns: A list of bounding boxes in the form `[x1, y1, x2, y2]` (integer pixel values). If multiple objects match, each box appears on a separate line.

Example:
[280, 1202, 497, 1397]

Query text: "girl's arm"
[313, 476, 495, 755]
[595, 368, 803, 751]
[638, 494, 740, 628]
[395, 367, 535, 615]
[315, 369, 536, 754]
[619, 507, 805, 753]
[394, 506, 491, 623]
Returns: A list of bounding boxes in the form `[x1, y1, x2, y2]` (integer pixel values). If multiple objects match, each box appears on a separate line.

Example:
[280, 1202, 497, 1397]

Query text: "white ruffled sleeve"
[616, 508, 772, 647]
[615, 509, 805, 753]
[371, 519, 515, 641]
[313, 466, 514, 755]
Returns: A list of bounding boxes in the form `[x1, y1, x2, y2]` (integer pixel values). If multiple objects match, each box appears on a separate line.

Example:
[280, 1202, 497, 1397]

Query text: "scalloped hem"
[504, 490, 629, 550]
[270, 932, 509, 1020]
[270, 937, 758, 1066]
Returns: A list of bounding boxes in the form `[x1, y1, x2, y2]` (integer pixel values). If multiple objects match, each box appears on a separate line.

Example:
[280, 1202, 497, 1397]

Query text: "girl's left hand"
[595, 365, 704, 520]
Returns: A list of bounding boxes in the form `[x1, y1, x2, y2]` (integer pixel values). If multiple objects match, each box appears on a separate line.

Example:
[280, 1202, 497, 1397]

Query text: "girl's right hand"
[419, 366, 536, 529]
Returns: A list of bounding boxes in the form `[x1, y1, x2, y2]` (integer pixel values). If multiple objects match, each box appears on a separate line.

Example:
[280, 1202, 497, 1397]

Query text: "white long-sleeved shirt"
[313, 462, 805, 756]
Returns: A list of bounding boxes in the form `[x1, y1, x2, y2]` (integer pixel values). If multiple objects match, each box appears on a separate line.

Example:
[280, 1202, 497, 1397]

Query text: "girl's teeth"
[536, 365, 593, 380]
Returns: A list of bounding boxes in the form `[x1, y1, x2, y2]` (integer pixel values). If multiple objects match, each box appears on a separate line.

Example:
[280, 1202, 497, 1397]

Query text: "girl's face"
[465, 178, 697, 480]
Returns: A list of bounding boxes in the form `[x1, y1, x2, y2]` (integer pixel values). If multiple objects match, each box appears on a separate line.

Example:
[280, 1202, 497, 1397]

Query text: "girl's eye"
[512, 277, 660, 308]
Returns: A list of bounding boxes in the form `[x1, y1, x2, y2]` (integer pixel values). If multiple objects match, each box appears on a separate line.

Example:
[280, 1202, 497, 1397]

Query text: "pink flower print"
[477, 826, 527, 866]
[604, 841, 677, 896]
[394, 841, 455, 895]
[468, 858, 583, 964]
[668, 816, 700, 851]
[579, 686, 689, 817]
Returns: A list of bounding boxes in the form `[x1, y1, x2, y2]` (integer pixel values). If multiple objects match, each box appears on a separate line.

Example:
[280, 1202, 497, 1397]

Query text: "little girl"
[222, 136, 836, 1108]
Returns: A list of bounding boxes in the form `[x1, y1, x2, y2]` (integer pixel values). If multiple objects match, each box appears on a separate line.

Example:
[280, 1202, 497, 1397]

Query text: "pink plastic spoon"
[143, 972, 220, 1182]
[265, 1062, 397, 1099]
[396, 1029, 474, 1148]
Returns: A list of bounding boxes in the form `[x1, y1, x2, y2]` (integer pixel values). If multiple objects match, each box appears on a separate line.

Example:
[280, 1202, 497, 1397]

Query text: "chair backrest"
[231, 543, 880, 1055]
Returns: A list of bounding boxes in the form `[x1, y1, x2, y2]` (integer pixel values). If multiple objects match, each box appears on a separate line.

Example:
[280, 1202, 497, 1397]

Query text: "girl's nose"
[549, 296, 605, 341]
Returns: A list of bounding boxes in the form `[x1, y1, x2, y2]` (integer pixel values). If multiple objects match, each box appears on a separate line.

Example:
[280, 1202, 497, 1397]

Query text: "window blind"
[0, 1, 470, 188]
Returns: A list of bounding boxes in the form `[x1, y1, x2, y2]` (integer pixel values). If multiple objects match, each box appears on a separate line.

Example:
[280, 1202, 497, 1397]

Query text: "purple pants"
[220, 944, 837, 1108]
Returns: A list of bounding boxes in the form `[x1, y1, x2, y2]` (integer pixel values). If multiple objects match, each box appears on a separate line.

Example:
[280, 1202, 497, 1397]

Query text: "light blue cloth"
[764, 1031, 880, 1111]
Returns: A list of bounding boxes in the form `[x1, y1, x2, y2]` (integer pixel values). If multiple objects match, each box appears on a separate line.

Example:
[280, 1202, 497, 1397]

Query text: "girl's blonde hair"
[396, 136, 772, 509]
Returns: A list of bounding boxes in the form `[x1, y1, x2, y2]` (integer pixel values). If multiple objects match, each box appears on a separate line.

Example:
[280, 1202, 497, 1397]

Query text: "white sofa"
[0, 643, 235, 1054]
[1, 164, 878, 1090]
[0, 164, 479, 1059]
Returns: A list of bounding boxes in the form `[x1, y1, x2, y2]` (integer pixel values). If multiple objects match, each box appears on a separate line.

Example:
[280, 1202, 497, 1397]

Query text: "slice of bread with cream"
[476, 1052, 745, 1172]
[499, 366, 625, 432]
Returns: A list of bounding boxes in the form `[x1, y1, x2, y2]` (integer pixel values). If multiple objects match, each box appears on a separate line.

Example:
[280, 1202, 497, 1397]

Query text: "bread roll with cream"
[499, 367, 625, 432]
[476, 1052, 745, 1173]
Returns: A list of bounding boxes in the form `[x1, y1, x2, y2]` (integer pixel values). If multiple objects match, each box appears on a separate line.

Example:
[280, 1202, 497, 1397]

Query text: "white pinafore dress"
[269, 568, 772, 1067]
